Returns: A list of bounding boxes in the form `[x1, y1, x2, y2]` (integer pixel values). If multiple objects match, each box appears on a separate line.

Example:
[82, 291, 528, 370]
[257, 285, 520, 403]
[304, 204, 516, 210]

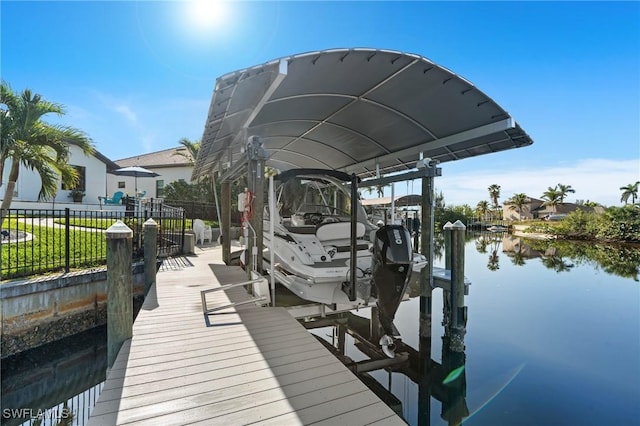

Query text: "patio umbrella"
[110, 166, 160, 195]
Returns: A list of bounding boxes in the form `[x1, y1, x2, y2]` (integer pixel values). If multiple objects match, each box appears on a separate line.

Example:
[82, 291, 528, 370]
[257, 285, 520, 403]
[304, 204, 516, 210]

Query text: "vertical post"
[180, 209, 186, 255]
[441, 220, 469, 424]
[64, 208, 70, 273]
[247, 136, 269, 277]
[347, 173, 358, 301]
[390, 183, 395, 223]
[221, 181, 231, 265]
[106, 220, 133, 369]
[252, 158, 265, 275]
[268, 175, 276, 307]
[417, 158, 440, 426]
[449, 220, 467, 352]
[442, 221, 453, 329]
[143, 218, 157, 297]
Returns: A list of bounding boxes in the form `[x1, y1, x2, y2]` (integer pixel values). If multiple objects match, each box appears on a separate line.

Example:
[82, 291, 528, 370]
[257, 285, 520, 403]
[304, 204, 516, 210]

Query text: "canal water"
[2, 233, 638, 425]
[307, 233, 640, 425]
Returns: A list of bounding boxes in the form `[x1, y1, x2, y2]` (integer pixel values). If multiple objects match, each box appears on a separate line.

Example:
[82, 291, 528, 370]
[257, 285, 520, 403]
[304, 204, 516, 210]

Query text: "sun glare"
[186, 0, 229, 31]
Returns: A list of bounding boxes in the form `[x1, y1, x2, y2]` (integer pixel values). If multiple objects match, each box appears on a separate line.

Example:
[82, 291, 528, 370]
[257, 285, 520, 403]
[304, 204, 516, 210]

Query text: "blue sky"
[2, 1, 638, 207]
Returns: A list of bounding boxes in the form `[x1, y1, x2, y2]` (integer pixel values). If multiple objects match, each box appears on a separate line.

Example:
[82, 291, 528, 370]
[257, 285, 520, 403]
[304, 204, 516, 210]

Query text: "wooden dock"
[88, 245, 406, 425]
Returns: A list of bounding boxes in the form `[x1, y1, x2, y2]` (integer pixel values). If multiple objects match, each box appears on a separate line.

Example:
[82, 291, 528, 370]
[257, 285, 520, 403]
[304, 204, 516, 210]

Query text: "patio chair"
[193, 219, 212, 244]
[101, 191, 124, 205]
[105, 191, 125, 204]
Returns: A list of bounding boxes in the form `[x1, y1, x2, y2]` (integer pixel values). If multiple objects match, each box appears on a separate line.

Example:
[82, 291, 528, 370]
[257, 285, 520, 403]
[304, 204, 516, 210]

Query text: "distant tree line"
[526, 205, 639, 243]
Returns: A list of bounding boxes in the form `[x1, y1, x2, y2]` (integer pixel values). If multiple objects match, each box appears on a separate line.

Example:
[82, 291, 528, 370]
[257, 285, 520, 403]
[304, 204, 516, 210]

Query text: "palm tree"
[1, 82, 94, 226]
[507, 193, 528, 221]
[620, 181, 639, 205]
[541, 186, 561, 213]
[487, 184, 501, 209]
[556, 183, 575, 203]
[172, 137, 200, 165]
[476, 200, 489, 221]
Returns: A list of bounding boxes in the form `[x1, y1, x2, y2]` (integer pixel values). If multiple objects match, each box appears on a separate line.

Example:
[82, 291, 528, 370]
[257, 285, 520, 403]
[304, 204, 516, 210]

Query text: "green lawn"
[1, 218, 108, 280]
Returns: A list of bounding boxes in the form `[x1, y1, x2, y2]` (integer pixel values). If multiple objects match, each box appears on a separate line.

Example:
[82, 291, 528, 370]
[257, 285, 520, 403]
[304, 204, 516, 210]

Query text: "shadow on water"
[1, 326, 107, 426]
[297, 304, 470, 426]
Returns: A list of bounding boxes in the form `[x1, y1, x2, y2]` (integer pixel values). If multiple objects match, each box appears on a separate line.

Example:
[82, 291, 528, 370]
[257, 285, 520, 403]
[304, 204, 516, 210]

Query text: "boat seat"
[284, 224, 317, 234]
[316, 221, 365, 243]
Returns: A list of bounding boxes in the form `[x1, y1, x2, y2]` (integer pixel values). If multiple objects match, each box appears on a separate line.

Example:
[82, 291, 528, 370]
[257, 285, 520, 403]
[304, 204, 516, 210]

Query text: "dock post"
[106, 220, 133, 369]
[448, 220, 467, 352]
[143, 218, 157, 297]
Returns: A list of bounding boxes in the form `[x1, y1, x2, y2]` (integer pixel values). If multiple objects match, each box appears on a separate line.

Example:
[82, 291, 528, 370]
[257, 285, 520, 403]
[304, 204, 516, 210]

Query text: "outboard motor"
[371, 224, 413, 357]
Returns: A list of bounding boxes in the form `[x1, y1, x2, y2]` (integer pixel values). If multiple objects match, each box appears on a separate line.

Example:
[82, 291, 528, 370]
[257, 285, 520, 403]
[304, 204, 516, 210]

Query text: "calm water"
[3, 233, 639, 425]
[309, 233, 640, 425]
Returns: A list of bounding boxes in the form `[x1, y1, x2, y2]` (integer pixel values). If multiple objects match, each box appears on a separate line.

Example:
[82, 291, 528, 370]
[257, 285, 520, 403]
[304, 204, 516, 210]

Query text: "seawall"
[0, 264, 145, 358]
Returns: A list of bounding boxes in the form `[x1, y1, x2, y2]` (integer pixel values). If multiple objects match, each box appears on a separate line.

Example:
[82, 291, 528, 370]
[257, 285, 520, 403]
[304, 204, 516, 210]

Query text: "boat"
[259, 169, 425, 356]
[487, 225, 509, 232]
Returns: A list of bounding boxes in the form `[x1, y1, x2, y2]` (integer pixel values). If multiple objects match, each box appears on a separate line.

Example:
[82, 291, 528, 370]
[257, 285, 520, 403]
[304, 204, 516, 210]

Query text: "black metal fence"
[0, 201, 185, 281]
[162, 199, 242, 225]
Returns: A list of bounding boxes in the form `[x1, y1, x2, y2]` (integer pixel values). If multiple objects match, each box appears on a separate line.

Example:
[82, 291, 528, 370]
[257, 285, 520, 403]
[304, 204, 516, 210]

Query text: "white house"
[107, 146, 194, 200]
[0, 142, 119, 210]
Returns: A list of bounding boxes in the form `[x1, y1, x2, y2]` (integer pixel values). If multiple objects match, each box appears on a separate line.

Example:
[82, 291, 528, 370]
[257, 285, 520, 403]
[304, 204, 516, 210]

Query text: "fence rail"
[0, 203, 185, 281]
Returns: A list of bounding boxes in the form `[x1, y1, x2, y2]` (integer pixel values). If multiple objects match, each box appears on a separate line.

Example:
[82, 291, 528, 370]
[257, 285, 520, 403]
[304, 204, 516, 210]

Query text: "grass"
[1, 218, 108, 280]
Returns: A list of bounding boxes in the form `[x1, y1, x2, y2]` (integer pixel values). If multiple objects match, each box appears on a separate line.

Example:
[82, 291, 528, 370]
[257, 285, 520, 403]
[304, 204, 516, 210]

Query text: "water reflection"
[1, 326, 106, 426]
[499, 234, 640, 280]
[304, 308, 468, 426]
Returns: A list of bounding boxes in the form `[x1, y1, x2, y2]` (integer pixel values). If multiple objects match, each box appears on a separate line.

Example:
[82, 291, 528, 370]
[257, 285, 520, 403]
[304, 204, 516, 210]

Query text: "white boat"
[257, 169, 431, 356]
[261, 168, 426, 306]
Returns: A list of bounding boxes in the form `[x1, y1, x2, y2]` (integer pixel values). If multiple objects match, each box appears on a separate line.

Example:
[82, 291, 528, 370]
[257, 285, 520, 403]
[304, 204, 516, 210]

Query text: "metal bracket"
[415, 157, 442, 177]
[200, 278, 268, 318]
[246, 135, 270, 161]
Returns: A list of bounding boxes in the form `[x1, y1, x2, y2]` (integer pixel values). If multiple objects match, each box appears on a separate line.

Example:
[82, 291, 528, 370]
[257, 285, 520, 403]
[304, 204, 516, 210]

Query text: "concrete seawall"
[1, 264, 145, 358]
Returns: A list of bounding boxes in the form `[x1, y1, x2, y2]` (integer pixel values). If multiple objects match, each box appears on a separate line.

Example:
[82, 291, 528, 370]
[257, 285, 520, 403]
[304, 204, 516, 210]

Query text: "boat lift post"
[417, 157, 440, 426]
[246, 136, 269, 279]
[346, 173, 359, 302]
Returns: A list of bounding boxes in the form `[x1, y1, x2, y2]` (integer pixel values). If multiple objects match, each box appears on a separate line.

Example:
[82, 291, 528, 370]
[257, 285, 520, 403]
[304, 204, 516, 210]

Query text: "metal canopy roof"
[193, 48, 533, 181]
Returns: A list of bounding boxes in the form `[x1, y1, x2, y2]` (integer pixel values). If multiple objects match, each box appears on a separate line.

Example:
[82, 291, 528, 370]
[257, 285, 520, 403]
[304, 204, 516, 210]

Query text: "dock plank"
[88, 248, 405, 425]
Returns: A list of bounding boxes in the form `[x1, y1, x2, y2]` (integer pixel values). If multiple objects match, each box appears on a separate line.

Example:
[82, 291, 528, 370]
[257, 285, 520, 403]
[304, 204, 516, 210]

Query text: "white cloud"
[114, 104, 137, 125]
[375, 158, 640, 208]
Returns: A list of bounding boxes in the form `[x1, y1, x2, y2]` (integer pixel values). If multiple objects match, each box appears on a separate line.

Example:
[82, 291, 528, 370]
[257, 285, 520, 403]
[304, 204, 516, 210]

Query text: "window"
[118, 181, 125, 189]
[61, 165, 86, 191]
[156, 180, 164, 198]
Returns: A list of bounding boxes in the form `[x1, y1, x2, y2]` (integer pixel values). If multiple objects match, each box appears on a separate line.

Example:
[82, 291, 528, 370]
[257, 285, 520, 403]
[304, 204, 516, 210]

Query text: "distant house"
[532, 202, 601, 219]
[0, 141, 118, 209]
[107, 146, 194, 199]
[503, 196, 601, 221]
[503, 197, 544, 220]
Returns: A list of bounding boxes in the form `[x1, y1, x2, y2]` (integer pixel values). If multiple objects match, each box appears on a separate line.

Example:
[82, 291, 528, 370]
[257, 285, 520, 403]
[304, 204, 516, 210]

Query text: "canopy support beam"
[343, 118, 515, 176]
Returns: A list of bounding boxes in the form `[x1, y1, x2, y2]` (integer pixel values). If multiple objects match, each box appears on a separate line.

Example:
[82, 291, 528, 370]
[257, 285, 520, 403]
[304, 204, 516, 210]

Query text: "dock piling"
[143, 218, 157, 297]
[106, 220, 133, 369]
[445, 220, 467, 352]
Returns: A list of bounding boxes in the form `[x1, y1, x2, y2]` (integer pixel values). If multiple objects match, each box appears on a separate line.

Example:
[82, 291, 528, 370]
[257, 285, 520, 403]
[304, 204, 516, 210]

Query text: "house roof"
[68, 140, 119, 172]
[115, 146, 193, 169]
[193, 48, 533, 181]
[533, 203, 595, 214]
